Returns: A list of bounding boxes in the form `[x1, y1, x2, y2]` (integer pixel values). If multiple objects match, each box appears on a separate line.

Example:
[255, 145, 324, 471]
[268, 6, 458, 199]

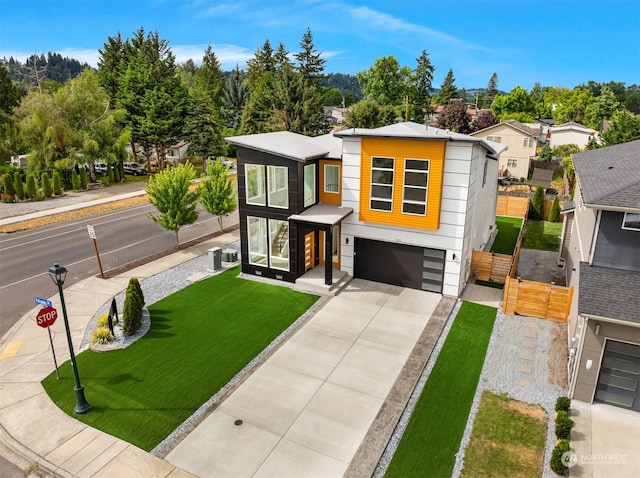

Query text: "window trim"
[401, 158, 429, 216]
[269, 219, 290, 271]
[622, 212, 640, 231]
[267, 165, 288, 209]
[324, 164, 340, 194]
[370, 156, 394, 212]
[247, 216, 268, 266]
[304, 164, 316, 207]
[487, 135, 501, 143]
[245, 164, 266, 206]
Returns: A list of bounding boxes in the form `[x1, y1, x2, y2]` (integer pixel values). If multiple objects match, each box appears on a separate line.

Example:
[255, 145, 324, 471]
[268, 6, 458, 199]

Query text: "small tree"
[26, 173, 37, 199]
[80, 167, 88, 189]
[71, 170, 81, 191]
[122, 278, 143, 336]
[52, 170, 63, 195]
[199, 159, 238, 231]
[2, 173, 15, 198]
[538, 143, 552, 161]
[530, 185, 545, 220]
[549, 196, 561, 222]
[41, 172, 53, 198]
[146, 162, 199, 247]
[13, 171, 25, 200]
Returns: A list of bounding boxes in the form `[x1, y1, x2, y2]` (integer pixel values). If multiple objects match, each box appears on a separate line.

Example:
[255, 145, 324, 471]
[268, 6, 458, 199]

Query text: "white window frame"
[402, 158, 429, 216]
[304, 164, 316, 207]
[269, 219, 289, 271]
[523, 137, 535, 148]
[622, 212, 640, 231]
[267, 165, 288, 209]
[487, 135, 501, 143]
[370, 156, 394, 212]
[324, 164, 340, 194]
[245, 164, 266, 206]
[247, 216, 268, 266]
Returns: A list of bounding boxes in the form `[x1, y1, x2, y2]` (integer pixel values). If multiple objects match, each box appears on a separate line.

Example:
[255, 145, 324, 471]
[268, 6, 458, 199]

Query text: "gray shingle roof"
[572, 139, 640, 209]
[578, 262, 640, 324]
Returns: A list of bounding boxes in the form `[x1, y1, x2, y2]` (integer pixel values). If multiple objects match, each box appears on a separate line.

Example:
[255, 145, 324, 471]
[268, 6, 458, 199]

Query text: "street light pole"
[48, 263, 91, 414]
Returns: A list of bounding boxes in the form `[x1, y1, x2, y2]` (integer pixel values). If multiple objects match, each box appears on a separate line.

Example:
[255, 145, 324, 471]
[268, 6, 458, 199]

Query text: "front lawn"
[385, 302, 497, 478]
[42, 266, 318, 451]
[522, 220, 562, 251]
[491, 216, 523, 255]
[461, 391, 547, 477]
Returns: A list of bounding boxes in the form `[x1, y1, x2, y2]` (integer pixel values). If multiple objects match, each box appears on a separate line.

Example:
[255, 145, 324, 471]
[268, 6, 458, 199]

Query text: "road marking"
[0, 340, 23, 360]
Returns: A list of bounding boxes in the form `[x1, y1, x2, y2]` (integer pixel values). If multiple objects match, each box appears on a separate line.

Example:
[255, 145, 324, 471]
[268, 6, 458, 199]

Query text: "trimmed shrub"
[122, 278, 144, 335]
[555, 410, 575, 439]
[113, 164, 121, 183]
[2, 173, 15, 197]
[107, 165, 114, 184]
[549, 196, 561, 222]
[530, 185, 545, 220]
[26, 173, 37, 199]
[555, 396, 571, 413]
[550, 439, 570, 475]
[14, 171, 25, 200]
[71, 170, 81, 191]
[91, 326, 114, 345]
[80, 167, 88, 190]
[41, 172, 53, 198]
[52, 170, 63, 195]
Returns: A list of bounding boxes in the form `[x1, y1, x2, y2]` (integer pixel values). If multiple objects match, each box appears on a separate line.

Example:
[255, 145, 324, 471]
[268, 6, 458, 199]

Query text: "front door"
[319, 225, 340, 268]
[304, 232, 315, 272]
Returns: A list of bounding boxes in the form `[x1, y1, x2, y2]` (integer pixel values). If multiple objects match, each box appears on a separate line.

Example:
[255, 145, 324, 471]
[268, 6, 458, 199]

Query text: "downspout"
[568, 316, 587, 399]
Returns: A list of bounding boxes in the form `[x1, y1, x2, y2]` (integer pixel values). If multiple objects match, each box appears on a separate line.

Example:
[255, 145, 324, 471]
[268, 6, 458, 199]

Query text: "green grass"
[522, 220, 562, 251]
[461, 391, 547, 477]
[491, 216, 523, 255]
[41, 266, 318, 451]
[385, 301, 497, 478]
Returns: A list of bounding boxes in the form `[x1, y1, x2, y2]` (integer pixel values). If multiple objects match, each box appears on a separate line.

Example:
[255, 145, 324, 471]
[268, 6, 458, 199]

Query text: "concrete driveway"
[165, 279, 443, 478]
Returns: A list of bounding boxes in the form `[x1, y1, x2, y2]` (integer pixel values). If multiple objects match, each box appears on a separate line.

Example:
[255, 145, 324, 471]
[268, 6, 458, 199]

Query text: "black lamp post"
[48, 263, 91, 414]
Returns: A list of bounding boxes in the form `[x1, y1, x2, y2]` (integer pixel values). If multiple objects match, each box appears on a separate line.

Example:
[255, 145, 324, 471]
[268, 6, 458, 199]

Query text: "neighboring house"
[165, 140, 190, 165]
[558, 139, 640, 412]
[471, 119, 539, 180]
[548, 122, 597, 149]
[227, 121, 506, 297]
[323, 106, 348, 128]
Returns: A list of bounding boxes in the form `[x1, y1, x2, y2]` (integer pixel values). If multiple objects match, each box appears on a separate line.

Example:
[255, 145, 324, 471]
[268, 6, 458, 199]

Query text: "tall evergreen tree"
[192, 45, 225, 110]
[437, 69, 458, 105]
[294, 27, 326, 84]
[409, 49, 435, 124]
[483, 72, 499, 108]
[222, 65, 249, 130]
[246, 39, 275, 90]
[97, 32, 125, 104]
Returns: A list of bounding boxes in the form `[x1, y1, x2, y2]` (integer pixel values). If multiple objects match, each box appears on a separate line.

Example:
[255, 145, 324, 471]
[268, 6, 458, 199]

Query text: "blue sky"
[1, 0, 638, 92]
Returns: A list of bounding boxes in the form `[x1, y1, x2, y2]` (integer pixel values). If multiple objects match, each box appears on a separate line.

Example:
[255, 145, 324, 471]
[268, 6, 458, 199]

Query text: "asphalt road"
[0, 204, 239, 338]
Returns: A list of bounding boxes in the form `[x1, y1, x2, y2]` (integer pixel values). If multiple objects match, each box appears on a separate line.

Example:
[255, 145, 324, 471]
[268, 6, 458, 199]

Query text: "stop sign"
[36, 306, 58, 328]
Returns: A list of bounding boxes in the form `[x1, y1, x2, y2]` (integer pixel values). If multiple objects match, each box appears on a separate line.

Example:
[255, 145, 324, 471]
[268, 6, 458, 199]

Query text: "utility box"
[222, 249, 238, 262]
[208, 247, 222, 271]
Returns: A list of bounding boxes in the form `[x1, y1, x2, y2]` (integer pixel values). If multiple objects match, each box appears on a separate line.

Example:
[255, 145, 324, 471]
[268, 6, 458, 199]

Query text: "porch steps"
[294, 268, 352, 297]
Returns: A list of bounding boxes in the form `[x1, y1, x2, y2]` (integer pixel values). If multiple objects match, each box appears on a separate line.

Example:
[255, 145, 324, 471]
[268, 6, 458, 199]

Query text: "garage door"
[354, 238, 445, 293]
[594, 340, 640, 411]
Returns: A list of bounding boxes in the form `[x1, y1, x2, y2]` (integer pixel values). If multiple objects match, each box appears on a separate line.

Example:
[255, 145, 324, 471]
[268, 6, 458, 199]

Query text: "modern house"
[559, 139, 640, 411]
[227, 122, 506, 297]
[548, 122, 597, 149]
[471, 119, 540, 181]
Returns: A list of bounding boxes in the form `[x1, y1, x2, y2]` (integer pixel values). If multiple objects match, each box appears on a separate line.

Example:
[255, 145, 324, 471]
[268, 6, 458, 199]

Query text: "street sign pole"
[87, 225, 104, 278]
[35, 302, 59, 379]
[47, 327, 60, 379]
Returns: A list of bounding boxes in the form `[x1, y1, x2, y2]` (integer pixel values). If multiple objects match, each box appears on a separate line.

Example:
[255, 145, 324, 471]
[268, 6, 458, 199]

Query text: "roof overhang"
[288, 203, 353, 226]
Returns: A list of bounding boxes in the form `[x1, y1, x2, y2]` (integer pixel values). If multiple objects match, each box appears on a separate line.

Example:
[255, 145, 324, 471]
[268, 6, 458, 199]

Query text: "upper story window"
[370, 156, 394, 212]
[245, 164, 266, 206]
[324, 164, 340, 193]
[267, 166, 288, 208]
[622, 212, 640, 231]
[487, 136, 501, 143]
[304, 164, 316, 207]
[402, 159, 429, 215]
[523, 137, 535, 148]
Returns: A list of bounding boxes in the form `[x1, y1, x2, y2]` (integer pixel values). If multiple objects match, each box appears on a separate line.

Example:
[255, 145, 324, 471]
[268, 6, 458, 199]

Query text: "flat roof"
[288, 203, 353, 226]
[226, 131, 329, 161]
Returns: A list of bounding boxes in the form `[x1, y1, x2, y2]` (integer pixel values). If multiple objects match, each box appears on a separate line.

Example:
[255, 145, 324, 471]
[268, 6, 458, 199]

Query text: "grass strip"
[491, 216, 523, 255]
[42, 266, 318, 451]
[522, 220, 562, 251]
[461, 391, 547, 477]
[385, 301, 497, 478]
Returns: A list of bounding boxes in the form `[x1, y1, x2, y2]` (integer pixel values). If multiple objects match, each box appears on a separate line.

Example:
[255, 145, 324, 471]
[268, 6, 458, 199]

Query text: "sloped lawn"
[491, 216, 523, 255]
[385, 301, 497, 478]
[42, 266, 318, 451]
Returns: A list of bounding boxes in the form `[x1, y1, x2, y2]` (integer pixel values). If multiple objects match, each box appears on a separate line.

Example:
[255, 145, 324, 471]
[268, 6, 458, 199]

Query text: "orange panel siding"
[319, 160, 342, 205]
[359, 138, 446, 230]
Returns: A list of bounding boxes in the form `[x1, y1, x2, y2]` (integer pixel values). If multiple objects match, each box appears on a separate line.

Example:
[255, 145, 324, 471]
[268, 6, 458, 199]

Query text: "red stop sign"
[36, 306, 58, 328]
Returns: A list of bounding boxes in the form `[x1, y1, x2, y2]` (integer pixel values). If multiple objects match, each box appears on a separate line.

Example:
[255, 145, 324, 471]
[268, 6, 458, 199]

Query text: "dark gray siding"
[593, 211, 640, 272]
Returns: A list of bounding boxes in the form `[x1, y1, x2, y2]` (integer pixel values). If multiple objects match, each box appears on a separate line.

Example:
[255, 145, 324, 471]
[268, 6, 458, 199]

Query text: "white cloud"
[172, 44, 254, 68]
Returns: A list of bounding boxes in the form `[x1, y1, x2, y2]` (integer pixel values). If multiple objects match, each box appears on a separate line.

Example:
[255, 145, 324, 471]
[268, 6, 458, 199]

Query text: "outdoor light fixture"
[48, 263, 91, 414]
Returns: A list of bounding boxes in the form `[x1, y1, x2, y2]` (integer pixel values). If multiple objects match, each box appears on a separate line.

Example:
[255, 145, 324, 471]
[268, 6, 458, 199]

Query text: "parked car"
[207, 157, 236, 169]
[94, 162, 108, 174]
[123, 162, 147, 176]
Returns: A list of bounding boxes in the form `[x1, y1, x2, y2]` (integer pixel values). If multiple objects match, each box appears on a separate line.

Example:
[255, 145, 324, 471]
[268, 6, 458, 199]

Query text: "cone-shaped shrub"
[26, 173, 37, 199]
[122, 277, 144, 335]
[52, 170, 63, 195]
[14, 171, 25, 200]
[71, 170, 81, 191]
[2, 173, 15, 199]
[107, 165, 114, 184]
[41, 172, 53, 197]
[549, 196, 560, 222]
[530, 185, 545, 220]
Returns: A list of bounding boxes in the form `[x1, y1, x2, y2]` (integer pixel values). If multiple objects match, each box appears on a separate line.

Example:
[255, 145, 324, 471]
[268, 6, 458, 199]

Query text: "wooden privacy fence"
[471, 250, 512, 284]
[502, 277, 573, 322]
[496, 196, 530, 218]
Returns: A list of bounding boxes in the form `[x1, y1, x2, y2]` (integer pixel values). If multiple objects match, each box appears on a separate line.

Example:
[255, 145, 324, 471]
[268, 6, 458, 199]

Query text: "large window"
[402, 159, 429, 215]
[247, 216, 267, 265]
[370, 156, 394, 211]
[324, 164, 340, 193]
[622, 212, 640, 231]
[245, 164, 265, 206]
[247, 216, 290, 271]
[304, 164, 316, 207]
[269, 219, 289, 270]
[267, 166, 288, 208]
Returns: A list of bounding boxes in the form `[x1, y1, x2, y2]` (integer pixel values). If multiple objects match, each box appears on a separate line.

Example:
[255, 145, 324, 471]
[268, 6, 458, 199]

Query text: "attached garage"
[354, 238, 445, 293]
[594, 340, 640, 411]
